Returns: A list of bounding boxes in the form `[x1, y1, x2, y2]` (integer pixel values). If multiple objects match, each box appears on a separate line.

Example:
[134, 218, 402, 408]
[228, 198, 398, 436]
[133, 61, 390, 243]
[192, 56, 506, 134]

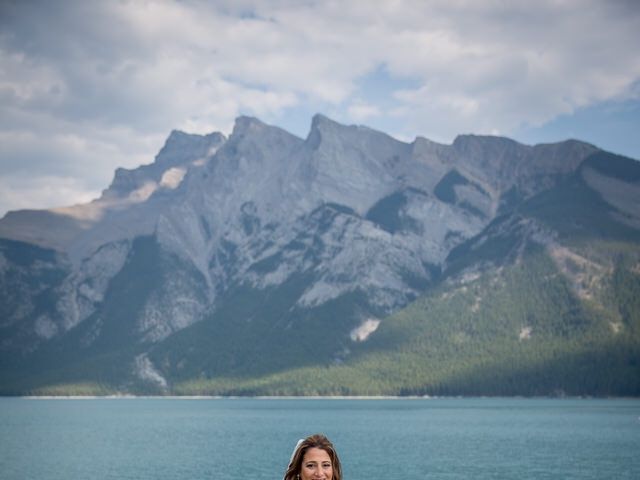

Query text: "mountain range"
[1, 114, 638, 396]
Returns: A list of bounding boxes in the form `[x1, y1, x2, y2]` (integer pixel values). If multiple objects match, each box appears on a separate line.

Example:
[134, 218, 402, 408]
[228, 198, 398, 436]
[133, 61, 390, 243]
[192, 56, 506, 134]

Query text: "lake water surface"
[1, 397, 639, 479]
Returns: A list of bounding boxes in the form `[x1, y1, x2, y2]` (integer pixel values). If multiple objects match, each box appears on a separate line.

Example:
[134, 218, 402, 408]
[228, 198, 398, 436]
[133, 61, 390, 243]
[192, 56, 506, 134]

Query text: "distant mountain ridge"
[0, 114, 638, 396]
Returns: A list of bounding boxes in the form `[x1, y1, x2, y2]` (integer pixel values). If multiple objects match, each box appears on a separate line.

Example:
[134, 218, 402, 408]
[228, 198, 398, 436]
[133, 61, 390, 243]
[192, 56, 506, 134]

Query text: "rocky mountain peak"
[452, 134, 527, 166]
[231, 116, 267, 137]
[3, 113, 638, 397]
[101, 129, 226, 202]
[309, 113, 342, 132]
[155, 129, 226, 167]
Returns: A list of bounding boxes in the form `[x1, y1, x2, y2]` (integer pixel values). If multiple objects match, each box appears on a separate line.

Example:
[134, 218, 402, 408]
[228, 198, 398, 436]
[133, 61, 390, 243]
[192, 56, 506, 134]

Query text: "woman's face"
[299, 447, 333, 480]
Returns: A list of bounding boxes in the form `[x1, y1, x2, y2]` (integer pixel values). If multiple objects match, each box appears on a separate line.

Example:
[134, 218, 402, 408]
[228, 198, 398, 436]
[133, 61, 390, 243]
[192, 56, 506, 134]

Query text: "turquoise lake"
[1, 397, 639, 479]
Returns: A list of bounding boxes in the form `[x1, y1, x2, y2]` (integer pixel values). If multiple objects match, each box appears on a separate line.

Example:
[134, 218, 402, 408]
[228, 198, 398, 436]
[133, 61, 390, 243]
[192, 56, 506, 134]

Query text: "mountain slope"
[0, 115, 637, 396]
[172, 160, 640, 396]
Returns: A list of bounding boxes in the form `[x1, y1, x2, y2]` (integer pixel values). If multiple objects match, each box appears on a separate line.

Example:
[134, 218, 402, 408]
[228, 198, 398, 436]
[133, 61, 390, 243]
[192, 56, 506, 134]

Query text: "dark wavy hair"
[283, 433, 342, 480]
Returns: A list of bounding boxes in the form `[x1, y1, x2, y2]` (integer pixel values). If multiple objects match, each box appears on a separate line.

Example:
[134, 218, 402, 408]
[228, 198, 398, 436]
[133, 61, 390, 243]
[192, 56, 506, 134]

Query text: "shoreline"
[10, 394, 640, 400]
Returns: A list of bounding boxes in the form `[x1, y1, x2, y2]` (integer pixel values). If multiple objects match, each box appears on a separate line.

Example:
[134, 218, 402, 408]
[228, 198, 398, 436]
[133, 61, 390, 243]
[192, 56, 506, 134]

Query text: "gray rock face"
[0, 114, 611, 381]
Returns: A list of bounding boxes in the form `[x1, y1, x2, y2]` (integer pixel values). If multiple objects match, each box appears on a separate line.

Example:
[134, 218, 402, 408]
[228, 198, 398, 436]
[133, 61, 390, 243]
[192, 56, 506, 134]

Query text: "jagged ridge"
[0, 114, 638, 395]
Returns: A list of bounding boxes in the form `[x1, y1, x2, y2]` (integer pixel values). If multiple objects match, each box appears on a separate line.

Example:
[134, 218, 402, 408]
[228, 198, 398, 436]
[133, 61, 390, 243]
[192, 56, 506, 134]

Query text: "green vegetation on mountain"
[5, 207, 640, 398]
[2, 153, 639, 397]
[169, 169, 640, 397]
[168, 241, 640, 396]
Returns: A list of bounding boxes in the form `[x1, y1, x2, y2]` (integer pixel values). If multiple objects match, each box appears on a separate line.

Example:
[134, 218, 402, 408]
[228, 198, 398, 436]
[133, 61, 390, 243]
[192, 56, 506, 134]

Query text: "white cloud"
[0, 175, 99, 214]
[379, 1, 640, 137]
[0, 0, 639, 215]
[347, 100, 381, 121]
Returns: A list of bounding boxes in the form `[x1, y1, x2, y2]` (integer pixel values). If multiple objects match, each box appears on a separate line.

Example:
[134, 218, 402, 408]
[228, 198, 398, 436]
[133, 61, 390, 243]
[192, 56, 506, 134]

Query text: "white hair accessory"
[284, 439, 305, 480]
[289, 438, 305, 464]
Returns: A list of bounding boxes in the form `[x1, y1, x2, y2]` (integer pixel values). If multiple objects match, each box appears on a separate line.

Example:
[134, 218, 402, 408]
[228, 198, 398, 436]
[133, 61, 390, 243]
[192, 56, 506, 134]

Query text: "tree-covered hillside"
[1, 119, 638, 397]
[168, 168, 640, 397]
[168, 243, 639, 397]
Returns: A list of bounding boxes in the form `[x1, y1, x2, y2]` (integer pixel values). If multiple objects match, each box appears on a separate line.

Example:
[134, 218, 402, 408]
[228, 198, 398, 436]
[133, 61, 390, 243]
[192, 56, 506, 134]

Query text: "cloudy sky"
[1, 0, 639, 216]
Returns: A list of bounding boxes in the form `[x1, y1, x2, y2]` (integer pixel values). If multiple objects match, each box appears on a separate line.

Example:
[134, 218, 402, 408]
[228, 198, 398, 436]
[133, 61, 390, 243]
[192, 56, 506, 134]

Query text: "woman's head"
[284, 434, 342, 480]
